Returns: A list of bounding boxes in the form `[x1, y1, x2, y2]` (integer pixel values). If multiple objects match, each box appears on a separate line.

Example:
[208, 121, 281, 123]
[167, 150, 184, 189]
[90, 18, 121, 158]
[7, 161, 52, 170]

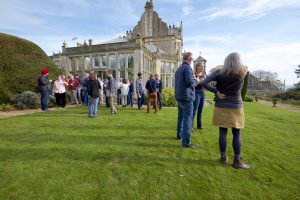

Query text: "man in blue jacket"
[175, 52, 200, 148]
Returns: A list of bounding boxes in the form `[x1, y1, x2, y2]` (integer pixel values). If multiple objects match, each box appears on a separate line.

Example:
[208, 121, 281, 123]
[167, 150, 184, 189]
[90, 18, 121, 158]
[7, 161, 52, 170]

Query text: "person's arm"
[184, 67, 198, 87]
[202, 71, 218, 94]
[87, 81, 91, 96]
[39, 76, 49, 86]
[136, 80, 140, 96]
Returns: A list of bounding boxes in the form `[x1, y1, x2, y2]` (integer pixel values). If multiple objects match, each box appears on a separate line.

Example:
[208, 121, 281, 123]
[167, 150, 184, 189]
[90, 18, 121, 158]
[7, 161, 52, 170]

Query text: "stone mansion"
[51, 0, 183, 88]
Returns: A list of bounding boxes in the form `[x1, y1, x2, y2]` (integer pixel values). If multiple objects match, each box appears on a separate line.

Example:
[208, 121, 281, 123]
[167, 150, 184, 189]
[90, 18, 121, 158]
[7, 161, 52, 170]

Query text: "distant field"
[0, 103, 299, 199]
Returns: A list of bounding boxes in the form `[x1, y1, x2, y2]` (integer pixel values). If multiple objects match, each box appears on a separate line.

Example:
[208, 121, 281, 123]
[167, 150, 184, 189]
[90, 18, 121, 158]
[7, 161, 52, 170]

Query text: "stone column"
[125, 53, 129, 79]
[83, 56, 87, 71]
[90, 55, 94, 70]
[133, 49, 143, 95]
[107, 53, 111, 69]
[98, 55, 102, 68]
[75, 57, 79, 71]
[116, 53, 120, 82]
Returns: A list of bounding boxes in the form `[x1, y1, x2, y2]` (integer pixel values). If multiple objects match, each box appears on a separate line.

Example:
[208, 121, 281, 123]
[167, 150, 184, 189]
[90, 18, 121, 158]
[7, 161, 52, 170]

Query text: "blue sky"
[1, 0, 300, 85]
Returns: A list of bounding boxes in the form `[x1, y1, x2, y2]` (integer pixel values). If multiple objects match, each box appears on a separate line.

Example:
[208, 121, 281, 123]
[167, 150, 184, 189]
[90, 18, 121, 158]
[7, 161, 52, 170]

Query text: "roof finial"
[145, 0, 153, 8]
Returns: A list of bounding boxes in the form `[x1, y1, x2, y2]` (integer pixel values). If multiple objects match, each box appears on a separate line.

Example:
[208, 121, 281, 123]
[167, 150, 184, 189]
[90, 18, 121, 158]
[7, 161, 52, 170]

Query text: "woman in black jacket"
[202, 52, 250, 169]
[87, 72, 101, 118]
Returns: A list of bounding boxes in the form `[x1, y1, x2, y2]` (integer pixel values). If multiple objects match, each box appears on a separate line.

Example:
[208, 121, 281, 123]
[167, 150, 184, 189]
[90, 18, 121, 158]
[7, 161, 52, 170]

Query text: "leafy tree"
[241, 71, 249, 101]
[295, 65, 300, 79]
[208, 65, 223, 74]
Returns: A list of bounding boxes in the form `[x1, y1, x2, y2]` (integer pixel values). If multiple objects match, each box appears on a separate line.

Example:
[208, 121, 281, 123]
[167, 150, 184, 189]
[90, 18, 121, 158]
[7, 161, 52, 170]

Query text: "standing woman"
[202, 52, 250, 169]
[87, 72, 101, 118]
[52, 75, 68, 108]
[192, 63, 206, 130]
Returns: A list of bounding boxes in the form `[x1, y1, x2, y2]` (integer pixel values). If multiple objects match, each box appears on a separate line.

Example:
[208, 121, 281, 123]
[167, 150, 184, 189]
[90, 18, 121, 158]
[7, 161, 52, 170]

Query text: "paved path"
[256, 100, 300, 113]
[0, 105, 77, 119]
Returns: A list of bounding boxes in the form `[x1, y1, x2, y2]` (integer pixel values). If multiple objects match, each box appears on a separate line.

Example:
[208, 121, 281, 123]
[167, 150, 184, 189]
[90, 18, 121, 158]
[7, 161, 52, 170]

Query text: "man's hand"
[216, 91, 226, 99]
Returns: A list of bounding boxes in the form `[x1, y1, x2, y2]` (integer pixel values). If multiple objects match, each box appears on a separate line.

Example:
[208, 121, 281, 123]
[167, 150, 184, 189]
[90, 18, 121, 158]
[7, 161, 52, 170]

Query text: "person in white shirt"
[120, 79, 129, 107]
[52, 75, 68, 108]
[98, 77, 104, 105]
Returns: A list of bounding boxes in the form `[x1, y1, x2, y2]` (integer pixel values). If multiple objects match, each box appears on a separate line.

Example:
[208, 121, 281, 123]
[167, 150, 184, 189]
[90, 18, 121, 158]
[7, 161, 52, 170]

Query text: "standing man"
[37, 68, 52, 112]
[175, 52, 200, 149]
[68, 75, 80, 105]
[136, 72, 144, 110]
[105, 70, 117, 115]
[145, 74, 158, 113]
[155, 74, 163, 110]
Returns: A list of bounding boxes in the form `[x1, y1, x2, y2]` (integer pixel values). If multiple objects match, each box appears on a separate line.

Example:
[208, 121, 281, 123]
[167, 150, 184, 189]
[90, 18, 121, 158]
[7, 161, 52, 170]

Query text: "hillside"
[0, 33, 61, 103]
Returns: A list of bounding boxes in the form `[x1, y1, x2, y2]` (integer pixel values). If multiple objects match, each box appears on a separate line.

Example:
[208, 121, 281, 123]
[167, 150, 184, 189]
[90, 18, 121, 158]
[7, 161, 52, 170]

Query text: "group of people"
[37, 51, 250, 169]
[175, 52, 250, 170]
[37, 69, 164, 116]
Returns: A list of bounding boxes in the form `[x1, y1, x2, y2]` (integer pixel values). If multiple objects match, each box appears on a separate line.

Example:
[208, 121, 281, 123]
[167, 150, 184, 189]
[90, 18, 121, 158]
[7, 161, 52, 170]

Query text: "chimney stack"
[89, 39, 93, 46]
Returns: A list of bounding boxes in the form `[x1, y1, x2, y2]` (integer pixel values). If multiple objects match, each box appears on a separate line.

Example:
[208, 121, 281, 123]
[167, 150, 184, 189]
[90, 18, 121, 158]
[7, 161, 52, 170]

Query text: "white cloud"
[185, 34, 300, 84]
[201, 0, 300, 21]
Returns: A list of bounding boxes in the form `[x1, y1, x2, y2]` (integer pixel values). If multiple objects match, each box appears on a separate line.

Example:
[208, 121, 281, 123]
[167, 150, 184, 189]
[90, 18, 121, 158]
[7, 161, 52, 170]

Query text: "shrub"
[244, 95, 254, 102]
[11, 91, 40, 110]
[241, 72, 249, 101]
[0, 103, 16, 112]
[162, 88, 177, 107]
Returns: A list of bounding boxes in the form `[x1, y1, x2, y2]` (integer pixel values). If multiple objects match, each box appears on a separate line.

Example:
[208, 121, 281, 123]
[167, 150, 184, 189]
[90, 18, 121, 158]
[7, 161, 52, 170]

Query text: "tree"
[295, 65, 300, 79]
[295, 65, 300, 87]
[208, 65, 223, 75]
[252, 70, 282, 88]
[241, 72, 249, 101]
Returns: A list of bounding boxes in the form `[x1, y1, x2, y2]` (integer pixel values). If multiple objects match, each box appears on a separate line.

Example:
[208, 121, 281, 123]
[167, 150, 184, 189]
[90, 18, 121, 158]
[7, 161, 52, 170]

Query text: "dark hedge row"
[0, 33, 62, 103]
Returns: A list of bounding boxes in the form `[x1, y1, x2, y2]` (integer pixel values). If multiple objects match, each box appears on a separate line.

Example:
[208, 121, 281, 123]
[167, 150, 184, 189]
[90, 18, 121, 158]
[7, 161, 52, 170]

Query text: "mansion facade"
[51, 0, 183, 88]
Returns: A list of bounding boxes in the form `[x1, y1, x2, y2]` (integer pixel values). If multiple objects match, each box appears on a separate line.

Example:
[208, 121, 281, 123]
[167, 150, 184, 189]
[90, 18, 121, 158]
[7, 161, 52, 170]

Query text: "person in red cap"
[37, 68, 52, 111]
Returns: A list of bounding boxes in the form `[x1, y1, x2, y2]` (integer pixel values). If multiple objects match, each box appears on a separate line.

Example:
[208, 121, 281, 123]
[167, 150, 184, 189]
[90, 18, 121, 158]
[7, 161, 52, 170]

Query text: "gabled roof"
[194, 56, 207, 62]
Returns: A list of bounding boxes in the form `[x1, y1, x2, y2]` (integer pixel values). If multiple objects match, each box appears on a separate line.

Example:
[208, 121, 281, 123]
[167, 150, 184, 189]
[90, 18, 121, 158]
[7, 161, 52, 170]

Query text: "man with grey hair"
[105, 70, 117, 115]
[175, 52, 201, 149]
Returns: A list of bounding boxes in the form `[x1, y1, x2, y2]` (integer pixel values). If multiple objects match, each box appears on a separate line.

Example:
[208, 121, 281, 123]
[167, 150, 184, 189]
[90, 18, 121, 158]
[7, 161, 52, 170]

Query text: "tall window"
[100, 55, 107, 68]
[126, 54, 133, 80]
[94, 57, 100, 68]
[109, 54, 117, 69]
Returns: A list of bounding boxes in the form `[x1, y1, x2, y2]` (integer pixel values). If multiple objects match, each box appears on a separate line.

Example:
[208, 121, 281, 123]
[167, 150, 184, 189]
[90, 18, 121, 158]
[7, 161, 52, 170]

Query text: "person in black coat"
[87, 72, 101, 118]
[37, 68, 52, 111]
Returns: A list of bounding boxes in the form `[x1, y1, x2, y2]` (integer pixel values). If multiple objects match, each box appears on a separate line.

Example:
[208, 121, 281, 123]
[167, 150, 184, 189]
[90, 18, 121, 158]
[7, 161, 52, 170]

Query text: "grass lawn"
[0, 103, 299, 199]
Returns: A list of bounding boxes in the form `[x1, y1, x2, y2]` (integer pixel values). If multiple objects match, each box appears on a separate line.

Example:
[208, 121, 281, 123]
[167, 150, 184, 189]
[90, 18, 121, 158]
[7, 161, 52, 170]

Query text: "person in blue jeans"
[136, 73, 144, 110]
[37, 68, 52, 112]
[175, 52, 201, 149]
[87, 72, 101, 118]
[127, 80, 134, 107]
[192, 63, 206, 130]
[82, 74, 89, 106]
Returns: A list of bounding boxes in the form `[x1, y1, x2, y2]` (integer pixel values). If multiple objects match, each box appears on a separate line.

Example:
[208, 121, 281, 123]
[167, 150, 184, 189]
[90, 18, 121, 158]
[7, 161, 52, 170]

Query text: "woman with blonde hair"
[202, 52, 250, 169]
[192, 62, 206, 130]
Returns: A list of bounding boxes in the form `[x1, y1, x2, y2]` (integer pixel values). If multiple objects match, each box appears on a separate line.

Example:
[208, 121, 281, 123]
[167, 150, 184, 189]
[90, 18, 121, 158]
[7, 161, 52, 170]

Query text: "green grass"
[0, 103, 299, 199]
